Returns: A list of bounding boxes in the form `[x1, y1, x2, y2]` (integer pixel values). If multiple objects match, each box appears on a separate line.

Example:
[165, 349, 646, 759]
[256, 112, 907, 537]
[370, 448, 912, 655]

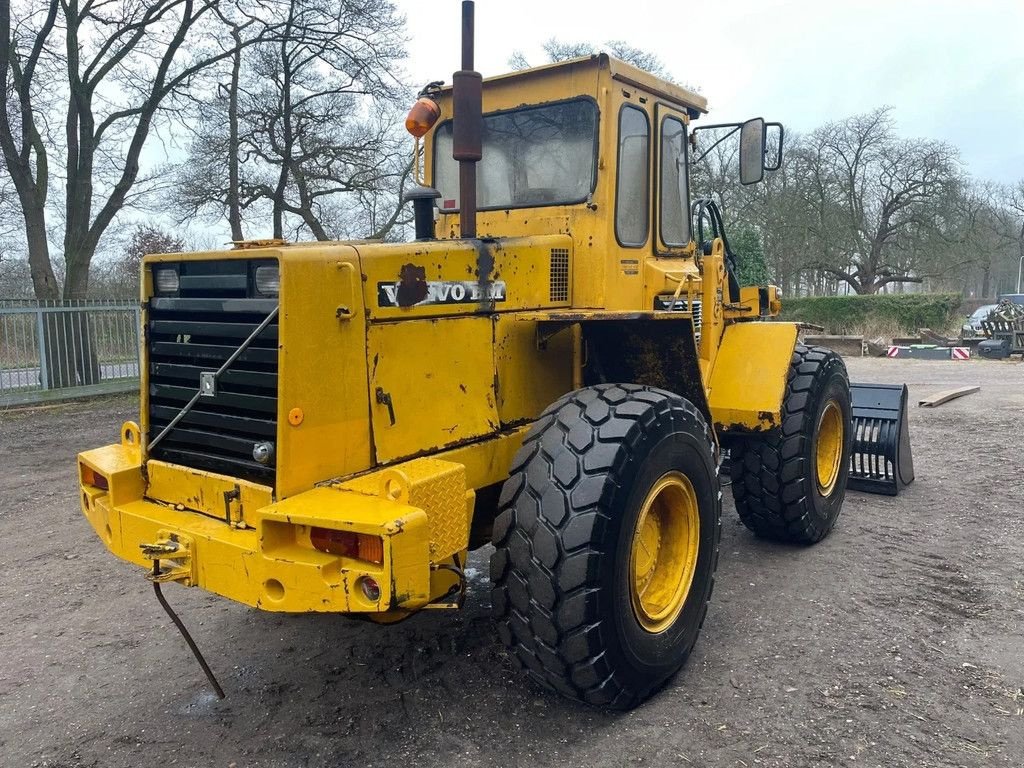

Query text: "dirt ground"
[1, 357, 1022, 768]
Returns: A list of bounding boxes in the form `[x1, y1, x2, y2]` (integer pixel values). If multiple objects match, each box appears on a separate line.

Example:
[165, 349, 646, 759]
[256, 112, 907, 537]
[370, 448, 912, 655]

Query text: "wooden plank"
[865, 338, 888, 357]
[920, 328, 957, 346]
[804, 335, 864, 357]
[918, 386, 981, 408]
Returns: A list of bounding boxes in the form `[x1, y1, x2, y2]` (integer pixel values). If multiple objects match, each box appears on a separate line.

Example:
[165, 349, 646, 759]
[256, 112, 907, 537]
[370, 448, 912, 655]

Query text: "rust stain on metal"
[473, 239, 495, 312]
[717, 415, 774, 434]
[396, 263, 428, 306]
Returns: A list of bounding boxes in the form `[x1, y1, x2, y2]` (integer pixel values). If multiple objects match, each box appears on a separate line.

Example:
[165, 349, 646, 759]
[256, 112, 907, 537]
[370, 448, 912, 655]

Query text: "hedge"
[778, 293, 963, 335]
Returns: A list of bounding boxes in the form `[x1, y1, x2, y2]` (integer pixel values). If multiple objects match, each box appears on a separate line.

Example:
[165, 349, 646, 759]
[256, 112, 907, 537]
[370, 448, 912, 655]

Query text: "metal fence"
[0, 299, 140, 407]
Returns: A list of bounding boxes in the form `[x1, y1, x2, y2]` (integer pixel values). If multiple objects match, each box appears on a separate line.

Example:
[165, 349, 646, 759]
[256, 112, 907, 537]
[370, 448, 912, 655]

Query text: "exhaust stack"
[451, 0, 482, 238]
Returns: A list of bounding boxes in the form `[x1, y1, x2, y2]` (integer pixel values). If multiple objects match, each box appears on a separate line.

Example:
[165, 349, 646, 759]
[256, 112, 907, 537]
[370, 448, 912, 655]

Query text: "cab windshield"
[433, 98, 598, 212]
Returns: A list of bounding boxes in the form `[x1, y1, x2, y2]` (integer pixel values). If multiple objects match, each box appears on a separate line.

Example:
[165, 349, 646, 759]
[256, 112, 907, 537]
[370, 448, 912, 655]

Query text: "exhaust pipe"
[452, 0, 482, 239]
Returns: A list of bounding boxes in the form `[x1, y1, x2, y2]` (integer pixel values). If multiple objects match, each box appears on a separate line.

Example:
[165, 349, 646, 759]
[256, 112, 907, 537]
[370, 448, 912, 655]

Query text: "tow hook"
[141, 538, 226, 699]
[140, 535, 193, 584]
[140, 541, 179, 557]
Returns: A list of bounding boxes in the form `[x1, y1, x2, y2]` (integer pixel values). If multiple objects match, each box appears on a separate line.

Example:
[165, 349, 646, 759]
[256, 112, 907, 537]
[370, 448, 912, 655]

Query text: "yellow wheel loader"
[78, 1, 854, 709]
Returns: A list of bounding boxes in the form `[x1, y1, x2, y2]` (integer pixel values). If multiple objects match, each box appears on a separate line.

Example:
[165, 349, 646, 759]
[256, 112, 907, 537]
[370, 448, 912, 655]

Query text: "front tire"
[730, 344, 852, 543]
[490, 384, 721, 709]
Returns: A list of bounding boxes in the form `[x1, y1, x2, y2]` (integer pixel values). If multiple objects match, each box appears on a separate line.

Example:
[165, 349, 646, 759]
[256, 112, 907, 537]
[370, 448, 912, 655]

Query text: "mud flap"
[848, 383, 915, 496]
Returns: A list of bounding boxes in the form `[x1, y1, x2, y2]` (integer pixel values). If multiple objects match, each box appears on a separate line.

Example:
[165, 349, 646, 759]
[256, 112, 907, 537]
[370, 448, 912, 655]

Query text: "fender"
[708, 322, 799, 433]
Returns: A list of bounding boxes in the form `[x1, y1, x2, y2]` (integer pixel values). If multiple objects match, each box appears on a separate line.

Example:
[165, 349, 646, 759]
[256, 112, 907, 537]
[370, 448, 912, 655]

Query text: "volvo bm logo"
[377, 279, 507, 308]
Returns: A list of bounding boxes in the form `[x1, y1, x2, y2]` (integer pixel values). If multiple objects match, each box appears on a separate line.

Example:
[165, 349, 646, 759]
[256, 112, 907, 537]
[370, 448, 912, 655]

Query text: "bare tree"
[994, 180, 1024, 294]
[690, 108, 984, 296]
[0, 0, 273, 385]
[799, 109, 962, 293]
[1, 1, 244, 300]
[173, 0, 410, 242]
[117, 221, 187, 295]
[509, 38, 679, 85]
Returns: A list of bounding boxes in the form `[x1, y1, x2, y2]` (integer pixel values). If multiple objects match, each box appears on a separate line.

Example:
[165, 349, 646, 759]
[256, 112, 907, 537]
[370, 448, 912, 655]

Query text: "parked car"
[964, 304, 997, 335]
[998, 293, 1024, 305]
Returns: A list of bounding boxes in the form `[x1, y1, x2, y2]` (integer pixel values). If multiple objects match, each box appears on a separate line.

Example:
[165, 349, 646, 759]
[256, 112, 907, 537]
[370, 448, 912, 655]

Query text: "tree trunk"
[42, 312, 75, 389]
[1018, 223, 1024, 294]
[58, 248, 101, 384]
[25, 209, 59, 300]
[272, 7, 298, 241]
[39, 310, 97, 388]
[227, 34, 244, 241]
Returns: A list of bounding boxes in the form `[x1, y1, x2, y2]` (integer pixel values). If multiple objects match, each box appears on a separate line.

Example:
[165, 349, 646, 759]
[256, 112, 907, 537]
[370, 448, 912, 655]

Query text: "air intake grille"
[655, 296, 702, 345]
[146, 259, 278, 484]
[550, 248, 569, 302]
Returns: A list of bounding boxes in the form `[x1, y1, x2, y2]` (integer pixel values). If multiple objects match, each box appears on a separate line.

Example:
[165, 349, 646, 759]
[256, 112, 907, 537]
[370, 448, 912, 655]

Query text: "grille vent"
[655, 297, 702, 345]
[549, 248, 569, 302]
[147, 259, 279, 485]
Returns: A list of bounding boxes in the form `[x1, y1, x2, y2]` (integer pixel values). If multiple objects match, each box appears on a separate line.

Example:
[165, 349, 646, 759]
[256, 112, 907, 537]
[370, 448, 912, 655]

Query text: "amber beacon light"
[405, 97, 440, 138]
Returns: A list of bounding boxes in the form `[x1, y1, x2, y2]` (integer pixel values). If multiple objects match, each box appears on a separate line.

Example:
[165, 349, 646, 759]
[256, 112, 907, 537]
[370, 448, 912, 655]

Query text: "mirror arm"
[690, 124, 740, 164]
[693, 120, 785, 170]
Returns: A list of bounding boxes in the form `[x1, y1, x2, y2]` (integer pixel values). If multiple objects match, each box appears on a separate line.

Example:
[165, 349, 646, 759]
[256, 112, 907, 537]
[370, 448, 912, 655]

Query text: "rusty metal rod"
[461, 0, 474, 69]
[152, 560, 226, 699]
[453, 0, 481, 239]
[459, 163, 477, 239]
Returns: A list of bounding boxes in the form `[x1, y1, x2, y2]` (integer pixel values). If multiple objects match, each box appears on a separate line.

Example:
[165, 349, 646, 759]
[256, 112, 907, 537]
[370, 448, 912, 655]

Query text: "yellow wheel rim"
[815, 399, 844, 496]
[628, 471, 700, 634]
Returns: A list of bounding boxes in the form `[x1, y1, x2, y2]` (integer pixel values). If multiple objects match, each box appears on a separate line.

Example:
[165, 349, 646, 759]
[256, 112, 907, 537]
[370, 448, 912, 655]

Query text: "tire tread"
[491, 384, 720, 708]
[730, 344, 850, 543]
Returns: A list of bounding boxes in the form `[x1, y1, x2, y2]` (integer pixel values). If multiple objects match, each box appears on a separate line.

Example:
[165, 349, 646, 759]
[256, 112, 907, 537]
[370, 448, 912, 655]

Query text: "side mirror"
[691, 119, 785, 182]
[739, 118, 765, 185]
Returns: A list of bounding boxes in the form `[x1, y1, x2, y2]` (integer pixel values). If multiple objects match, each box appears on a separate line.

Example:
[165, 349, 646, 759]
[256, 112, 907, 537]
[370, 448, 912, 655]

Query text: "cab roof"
[437, 53, 708, 116]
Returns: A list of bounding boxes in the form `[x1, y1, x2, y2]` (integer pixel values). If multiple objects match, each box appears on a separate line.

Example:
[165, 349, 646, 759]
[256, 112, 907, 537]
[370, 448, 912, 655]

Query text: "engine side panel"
[368, 316, 500, 463]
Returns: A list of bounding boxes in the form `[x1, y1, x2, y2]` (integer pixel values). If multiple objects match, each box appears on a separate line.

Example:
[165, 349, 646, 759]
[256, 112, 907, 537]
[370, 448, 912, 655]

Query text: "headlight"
[255, 264, 280, 297]
[153, 267, 179, 294]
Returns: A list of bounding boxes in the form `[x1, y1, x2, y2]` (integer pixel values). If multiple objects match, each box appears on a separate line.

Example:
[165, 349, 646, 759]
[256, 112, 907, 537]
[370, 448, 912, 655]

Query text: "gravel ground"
[1, 356, 1022, 768]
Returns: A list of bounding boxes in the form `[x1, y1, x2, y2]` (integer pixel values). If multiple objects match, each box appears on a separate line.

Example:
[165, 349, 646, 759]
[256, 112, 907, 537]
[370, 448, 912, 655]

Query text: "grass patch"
[780, 293, 963, 336]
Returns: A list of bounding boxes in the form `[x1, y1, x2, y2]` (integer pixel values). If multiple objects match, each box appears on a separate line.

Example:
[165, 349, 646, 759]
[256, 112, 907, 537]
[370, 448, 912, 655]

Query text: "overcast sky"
[397, 0, 1024, 184]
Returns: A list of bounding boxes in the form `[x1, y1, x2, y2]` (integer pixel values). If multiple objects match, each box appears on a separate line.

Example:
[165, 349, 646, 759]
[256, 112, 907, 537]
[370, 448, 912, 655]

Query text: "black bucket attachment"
[848, 383, 915, 496]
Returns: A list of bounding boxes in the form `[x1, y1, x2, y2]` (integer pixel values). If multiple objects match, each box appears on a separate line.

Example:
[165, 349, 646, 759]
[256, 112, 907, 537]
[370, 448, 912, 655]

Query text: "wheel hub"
[628, 471, 700, 634]
[816, 399, 844, 496]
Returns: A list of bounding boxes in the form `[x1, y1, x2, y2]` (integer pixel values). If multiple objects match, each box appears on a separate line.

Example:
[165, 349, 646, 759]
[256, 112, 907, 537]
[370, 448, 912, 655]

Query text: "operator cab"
[409, 54, 781, 314]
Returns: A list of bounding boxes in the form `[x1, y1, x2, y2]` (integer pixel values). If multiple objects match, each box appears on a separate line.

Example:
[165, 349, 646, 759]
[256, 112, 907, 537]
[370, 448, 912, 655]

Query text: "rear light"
[153, 267, 179, 294]
[80, 464, 109, 491]
[310, 528, 384, 564]
[254, 264, 280, 296]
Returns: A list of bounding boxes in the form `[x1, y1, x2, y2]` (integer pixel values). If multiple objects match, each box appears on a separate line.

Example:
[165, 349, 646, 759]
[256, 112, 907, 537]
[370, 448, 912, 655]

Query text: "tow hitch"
[141, 538, 225, 699]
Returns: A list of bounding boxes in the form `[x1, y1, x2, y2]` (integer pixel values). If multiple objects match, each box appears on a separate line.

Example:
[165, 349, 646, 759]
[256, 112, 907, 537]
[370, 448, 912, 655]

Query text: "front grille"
[146, 259, 279, 484]
[655, 296, 702, 344]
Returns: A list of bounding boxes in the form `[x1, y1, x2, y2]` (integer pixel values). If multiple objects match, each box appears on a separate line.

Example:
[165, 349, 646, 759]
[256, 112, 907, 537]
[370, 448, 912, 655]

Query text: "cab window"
[433, 98, 598, 211]
[615, 106, 650, 246]
[660, 116, 690, 247]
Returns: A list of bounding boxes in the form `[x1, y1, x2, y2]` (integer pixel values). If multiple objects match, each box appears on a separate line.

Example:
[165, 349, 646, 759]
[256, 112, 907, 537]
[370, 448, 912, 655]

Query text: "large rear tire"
[729, 344, 852, 544]
[490, 384, 721, 709]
